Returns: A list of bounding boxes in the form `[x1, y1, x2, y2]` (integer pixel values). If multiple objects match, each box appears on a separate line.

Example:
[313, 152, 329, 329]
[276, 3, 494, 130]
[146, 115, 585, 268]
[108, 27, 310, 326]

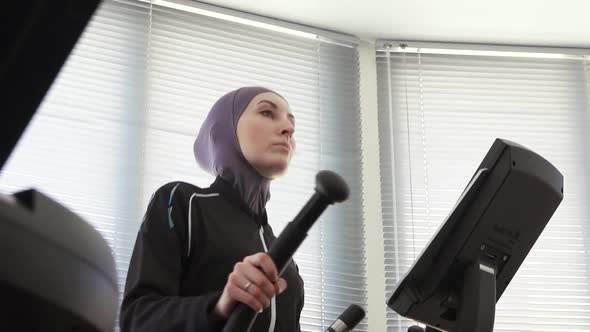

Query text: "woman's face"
[237, 92, 295, 179]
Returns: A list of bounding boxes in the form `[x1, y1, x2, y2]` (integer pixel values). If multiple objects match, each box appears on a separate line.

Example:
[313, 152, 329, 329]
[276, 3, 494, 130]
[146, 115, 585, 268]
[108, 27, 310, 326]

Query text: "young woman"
[120, 87, 305, 332]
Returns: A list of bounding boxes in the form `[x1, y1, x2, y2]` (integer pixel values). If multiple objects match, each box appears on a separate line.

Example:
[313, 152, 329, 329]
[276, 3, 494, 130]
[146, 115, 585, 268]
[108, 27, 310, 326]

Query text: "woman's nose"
[280, 120, 295, 138]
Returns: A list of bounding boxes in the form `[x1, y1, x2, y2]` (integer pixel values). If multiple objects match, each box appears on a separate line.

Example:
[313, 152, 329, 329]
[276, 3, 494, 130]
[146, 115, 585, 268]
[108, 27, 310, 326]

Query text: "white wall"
[359, 39, 388, 332]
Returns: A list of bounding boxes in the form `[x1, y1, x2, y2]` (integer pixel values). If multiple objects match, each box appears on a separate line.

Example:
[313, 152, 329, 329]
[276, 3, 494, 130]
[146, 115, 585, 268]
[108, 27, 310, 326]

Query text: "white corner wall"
[359, 39, 388, 332]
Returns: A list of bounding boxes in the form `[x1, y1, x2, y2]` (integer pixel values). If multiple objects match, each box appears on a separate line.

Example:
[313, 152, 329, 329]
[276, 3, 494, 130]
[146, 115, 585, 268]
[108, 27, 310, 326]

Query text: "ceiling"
[200, 0, 590, 48]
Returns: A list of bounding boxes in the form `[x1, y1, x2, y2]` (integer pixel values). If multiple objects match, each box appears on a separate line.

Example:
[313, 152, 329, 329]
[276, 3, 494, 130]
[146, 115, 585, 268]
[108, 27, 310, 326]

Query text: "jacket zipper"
[258, 226, 276, 332]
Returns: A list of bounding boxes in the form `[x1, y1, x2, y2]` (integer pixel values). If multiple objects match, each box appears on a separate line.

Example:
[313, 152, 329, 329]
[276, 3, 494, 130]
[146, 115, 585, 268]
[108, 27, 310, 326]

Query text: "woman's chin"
[255, 160, 290, 179]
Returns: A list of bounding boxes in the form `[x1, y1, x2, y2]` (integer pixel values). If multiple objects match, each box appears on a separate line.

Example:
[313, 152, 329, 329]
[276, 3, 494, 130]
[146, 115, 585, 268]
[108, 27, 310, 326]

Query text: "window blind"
[377, 45, 590, 332]
[0, 1, 366, 331]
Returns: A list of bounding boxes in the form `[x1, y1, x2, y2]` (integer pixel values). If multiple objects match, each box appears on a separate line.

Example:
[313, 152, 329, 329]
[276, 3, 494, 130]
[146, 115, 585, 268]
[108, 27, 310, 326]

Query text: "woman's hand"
[213, 253, 288, 319]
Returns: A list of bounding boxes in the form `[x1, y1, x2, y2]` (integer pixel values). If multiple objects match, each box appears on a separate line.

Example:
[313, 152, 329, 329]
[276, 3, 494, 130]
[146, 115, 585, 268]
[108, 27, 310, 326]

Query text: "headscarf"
[194, 86, 283, 215]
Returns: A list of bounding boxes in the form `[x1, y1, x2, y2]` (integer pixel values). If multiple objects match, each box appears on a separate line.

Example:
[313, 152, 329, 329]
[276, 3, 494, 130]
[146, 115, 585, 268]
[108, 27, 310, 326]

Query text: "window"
[377, 42, 590, 331]
[0, 1, 367, 330]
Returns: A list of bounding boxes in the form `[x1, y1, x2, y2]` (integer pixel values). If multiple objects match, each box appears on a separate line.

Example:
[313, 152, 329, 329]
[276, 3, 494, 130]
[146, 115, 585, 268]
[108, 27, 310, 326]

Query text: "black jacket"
[120, 177, 305, 332]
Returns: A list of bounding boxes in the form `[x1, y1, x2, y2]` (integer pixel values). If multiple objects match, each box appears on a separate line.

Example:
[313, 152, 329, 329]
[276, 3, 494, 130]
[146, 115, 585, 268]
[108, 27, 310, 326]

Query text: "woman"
[120, 87, 305, 332]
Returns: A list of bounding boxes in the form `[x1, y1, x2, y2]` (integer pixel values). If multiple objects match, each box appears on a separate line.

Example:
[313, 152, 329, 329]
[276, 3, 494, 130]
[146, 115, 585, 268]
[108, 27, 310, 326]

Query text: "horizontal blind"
[317, 42, 366, 331]
[377, 49, 590, 331]
[0, 0, 366, 331]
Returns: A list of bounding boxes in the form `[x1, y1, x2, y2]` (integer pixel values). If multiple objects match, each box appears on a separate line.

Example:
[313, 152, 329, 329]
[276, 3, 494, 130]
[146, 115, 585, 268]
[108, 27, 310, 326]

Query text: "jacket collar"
[210, 176, 268, 227]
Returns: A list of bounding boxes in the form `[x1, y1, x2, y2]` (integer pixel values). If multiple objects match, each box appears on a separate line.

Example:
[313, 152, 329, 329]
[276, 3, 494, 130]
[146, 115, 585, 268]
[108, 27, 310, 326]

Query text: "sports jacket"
[120, 177, 305, 332]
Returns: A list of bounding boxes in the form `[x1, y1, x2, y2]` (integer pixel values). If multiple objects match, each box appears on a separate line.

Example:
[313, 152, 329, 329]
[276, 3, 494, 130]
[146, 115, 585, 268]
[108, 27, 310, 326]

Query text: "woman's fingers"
[219, 253, 289, 316]
[276, 278, 287, 294]
[226, 276, 264, 312]
[244, 253, 279, 283]
[244, 254, 288, 295]
[237, 261, 276, 300]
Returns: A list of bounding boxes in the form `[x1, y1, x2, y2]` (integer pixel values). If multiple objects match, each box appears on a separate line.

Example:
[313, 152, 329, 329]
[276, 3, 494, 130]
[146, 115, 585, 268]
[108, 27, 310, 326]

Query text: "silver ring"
[244, 282, 252, 292]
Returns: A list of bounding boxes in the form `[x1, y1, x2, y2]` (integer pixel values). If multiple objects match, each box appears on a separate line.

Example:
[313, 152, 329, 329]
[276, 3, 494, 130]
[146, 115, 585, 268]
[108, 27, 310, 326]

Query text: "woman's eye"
[261, 110, 273, 117]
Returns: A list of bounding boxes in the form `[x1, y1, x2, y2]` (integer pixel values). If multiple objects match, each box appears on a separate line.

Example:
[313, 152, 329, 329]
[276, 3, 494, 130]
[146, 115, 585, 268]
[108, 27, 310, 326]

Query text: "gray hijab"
[194, 86, 281, 215]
